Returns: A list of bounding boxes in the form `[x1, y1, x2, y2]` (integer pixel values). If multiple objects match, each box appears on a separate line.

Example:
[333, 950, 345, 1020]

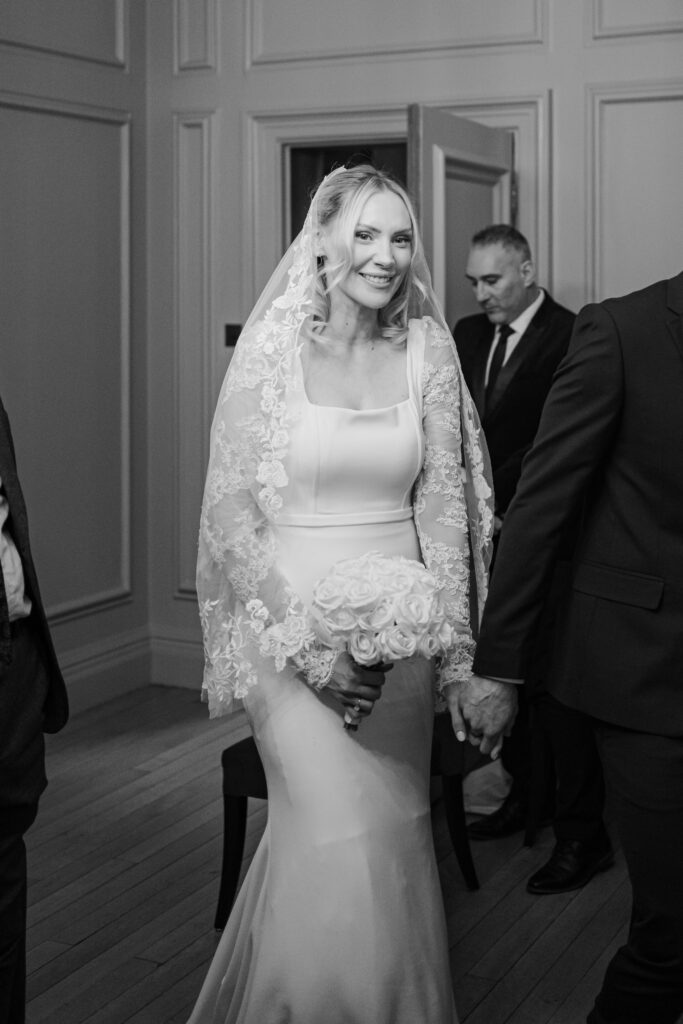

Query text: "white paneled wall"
[0, 0, 128, 67]
[588, 84, 683, 298]
[0, 1, 149, 712]
[249, 0, 544, 64]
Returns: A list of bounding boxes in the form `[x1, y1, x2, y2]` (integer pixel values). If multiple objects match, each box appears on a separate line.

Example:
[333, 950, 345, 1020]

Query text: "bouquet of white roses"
[309, 551, 456, 729]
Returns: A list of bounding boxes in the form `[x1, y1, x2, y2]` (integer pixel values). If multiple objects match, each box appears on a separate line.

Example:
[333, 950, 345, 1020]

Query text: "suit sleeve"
[492, 445, 531, 515]
[0, 399, 17, 466]
[472, 303, 624, 678]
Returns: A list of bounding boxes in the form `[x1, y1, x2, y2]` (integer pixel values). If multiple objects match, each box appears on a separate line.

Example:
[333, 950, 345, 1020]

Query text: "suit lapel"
[0, 403, 30, 564]
[0, 410, 19, 518]
[665, 273, 683, 369]
[470, 327, 492, 418]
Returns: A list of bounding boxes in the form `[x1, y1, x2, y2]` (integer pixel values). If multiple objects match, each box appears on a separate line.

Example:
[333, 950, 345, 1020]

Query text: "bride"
[190, 164, 494, 1023]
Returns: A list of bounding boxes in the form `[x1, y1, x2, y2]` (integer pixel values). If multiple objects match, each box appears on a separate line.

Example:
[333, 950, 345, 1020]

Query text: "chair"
[431, 710, 482, 892]
[214, 736, 268, 930]
[214, 722, 480, 931]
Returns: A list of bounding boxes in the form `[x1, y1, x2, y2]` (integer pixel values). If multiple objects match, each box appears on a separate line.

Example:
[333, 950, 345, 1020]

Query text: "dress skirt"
[187, 519, 458, 1024]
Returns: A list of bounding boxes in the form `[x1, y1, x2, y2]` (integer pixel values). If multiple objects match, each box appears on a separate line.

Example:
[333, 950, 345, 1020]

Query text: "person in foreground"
[0, 393, 69, 1024]
[189, 165, 494, 1023]
[451, 270, 683, 1023]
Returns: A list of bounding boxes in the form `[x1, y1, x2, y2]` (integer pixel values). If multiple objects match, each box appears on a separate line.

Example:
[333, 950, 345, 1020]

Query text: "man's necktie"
[485, 323, 513, 410]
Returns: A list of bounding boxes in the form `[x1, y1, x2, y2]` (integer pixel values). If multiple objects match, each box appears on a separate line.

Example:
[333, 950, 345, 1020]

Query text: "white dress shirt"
[0, 473, 32, 620]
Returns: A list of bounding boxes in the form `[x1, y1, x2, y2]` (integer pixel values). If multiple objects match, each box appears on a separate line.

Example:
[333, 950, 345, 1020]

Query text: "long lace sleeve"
[413, 317, 494, 693]
[197, 320, 337, 718]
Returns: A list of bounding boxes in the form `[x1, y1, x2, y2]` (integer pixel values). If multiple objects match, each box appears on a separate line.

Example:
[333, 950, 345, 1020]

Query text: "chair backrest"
[221, 735, 268, 799]
[431, 712, 489, 777]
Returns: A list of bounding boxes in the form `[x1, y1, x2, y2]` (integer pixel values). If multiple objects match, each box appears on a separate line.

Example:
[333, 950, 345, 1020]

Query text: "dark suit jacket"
[453, 293, 575, 515]
[473, 272, 683, 736]
[0, 394, 69, 739]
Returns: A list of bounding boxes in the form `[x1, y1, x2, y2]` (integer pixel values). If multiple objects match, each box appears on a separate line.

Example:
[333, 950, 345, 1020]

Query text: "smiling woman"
[322, 190, 412, 304]
[300, 169, 422, 410]
[302, 189, 415, 410]
[189, 164, 494, 1024]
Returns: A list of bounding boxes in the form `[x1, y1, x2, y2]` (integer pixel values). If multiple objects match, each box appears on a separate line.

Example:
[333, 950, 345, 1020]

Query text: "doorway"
[287, 142, 407, 242]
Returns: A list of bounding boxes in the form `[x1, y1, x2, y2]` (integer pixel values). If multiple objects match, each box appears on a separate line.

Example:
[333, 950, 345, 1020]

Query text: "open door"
[408, 104, 514, 327]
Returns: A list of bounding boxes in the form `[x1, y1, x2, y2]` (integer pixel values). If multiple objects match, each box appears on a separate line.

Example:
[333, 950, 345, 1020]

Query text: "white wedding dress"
[188, 330, 459, 1023]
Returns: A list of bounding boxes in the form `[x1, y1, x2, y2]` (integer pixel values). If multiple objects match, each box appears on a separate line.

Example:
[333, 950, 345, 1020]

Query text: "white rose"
[344, 577, 381, 612]
[395, 592, 433, 631]
[359, 596, 395, 631]
[348, 629, 382, 666]
[377, 625, 417, 661]
[311, 576, 345, 613]
[418, 633, 445, 659]
[312, 606, 358, 646]
[326, 606, 359, 633]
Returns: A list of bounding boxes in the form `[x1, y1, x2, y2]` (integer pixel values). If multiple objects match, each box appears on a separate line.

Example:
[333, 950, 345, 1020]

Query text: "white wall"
[0, 0, 149, 712]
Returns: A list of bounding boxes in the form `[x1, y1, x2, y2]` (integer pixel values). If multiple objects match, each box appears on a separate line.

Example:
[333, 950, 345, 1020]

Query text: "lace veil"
[197, 166, 494, 717]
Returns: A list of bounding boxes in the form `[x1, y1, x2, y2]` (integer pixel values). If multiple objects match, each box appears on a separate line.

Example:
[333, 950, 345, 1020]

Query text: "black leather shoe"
[527, 837, 614, 895]
[467, 794, 528, 841]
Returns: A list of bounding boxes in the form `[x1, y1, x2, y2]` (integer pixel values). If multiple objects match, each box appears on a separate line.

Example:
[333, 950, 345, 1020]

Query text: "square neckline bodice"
[297, 335, 412, 414]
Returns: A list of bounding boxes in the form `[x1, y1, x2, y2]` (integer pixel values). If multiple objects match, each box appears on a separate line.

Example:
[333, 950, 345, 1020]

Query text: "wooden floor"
[25, 685, 632, 1024]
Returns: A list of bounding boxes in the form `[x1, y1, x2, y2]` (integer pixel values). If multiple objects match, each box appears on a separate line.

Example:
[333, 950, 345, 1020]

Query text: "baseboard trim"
[149, 629, 204, 691]
[60, 626, 151, 715]
[57, 627, 207, 713]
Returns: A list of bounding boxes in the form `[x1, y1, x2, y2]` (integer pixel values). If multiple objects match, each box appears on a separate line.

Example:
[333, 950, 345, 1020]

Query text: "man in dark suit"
[452, 271, 683, 1023]
[0, 393, 69, 1024]
[454, 225, 575, 524]
[453, 226, 608, 886]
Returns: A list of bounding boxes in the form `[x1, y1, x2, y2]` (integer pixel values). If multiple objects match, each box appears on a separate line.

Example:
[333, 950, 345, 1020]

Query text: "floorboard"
[25, 684, 636, 1023]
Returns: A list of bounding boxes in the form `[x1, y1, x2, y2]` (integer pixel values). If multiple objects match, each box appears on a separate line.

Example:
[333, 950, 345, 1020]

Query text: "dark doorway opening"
[288, 142, 407, 242]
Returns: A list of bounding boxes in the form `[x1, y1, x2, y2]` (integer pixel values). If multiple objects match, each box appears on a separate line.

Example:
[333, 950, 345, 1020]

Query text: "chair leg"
[214, 794, 248, 931]
[442, 774, 480, 891]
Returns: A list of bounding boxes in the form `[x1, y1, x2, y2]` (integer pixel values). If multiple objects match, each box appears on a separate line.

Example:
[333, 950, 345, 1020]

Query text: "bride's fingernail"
[456, 731, 466, 742]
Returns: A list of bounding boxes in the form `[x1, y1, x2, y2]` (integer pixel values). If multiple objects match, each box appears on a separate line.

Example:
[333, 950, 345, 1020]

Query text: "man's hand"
[447, 674, 518, 759]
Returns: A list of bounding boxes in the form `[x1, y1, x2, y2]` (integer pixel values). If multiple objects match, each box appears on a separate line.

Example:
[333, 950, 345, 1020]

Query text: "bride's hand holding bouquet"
[323, 651, 392, 731]
[309, 551, 456, 731]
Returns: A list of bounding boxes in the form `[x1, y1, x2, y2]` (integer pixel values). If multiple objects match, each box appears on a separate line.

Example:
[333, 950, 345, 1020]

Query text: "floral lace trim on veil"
[197, 217, 493, 717]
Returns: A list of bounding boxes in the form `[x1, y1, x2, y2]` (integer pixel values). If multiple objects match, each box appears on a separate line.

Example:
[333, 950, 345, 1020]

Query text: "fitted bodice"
[278, 335, 425, 527]
[273, 335, 426, 604]
[281, 399, 423, 525]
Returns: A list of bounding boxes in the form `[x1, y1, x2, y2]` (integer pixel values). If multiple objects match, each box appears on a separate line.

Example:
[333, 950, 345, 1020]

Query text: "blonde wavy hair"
[309, 165, 428, 344]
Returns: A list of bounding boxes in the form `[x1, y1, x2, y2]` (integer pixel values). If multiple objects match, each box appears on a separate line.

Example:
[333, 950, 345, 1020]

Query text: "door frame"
[408, 103, 514, 309]
[243, 107, 407, 310]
